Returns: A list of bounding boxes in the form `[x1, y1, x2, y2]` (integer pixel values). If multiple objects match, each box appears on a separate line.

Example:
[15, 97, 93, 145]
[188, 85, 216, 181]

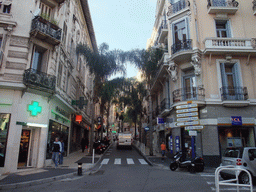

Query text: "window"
[220, 63, 242, 100]
[65, 72, 70, 93]
[0, 1, 12, 14]
[31, 46, 47, 72]
[183, 69, 197, 100]
[57, 63, 62, 88]
[216, 20, 231, 38]
[62, 22, 67, 46]
[0, 114, 10, 167]
[173, 20, 187, 44]
[39, 2, 52, 19]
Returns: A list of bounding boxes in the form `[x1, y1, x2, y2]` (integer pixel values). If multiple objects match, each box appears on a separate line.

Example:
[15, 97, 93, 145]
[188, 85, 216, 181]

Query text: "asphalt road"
[5, 143, 255, 192]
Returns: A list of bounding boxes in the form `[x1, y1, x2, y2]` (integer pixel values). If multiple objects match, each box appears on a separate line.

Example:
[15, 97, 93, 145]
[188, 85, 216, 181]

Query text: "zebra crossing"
[100, 158, 148, 165]
[200, 172, 256, 191]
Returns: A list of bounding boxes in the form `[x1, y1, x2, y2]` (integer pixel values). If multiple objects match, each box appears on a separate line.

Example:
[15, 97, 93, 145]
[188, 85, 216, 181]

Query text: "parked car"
[220, 147, 256, 184]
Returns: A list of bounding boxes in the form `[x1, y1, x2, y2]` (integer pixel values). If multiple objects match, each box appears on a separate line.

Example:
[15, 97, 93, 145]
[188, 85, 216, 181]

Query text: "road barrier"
[215, 165, 253, 192]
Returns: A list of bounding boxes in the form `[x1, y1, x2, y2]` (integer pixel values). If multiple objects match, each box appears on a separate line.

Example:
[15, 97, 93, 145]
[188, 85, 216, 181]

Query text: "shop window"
[46, 120, 69, 159]
[0, 114, 10, 167]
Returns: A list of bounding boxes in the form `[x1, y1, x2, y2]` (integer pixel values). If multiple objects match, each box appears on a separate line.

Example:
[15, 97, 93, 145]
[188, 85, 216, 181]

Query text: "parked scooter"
[170, 151, 204, 173]
[93, 140, 105, 154]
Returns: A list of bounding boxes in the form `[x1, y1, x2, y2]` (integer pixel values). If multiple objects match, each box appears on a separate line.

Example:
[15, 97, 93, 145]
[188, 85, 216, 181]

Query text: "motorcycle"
[93, 140, 106, 154]
[170, 151, 204, 173]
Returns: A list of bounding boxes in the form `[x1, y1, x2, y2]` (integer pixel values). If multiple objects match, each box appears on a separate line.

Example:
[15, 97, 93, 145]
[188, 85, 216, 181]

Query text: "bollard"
[78, 163, 82, 176]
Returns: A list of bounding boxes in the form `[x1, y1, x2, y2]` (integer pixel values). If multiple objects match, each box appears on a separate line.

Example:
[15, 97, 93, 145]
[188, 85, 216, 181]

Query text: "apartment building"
[148, 0, 256, 166]
[0, 0, 97, 174]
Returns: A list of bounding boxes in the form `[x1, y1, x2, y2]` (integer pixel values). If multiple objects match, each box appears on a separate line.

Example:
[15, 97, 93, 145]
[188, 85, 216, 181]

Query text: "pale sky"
[88, 0, 157, 78]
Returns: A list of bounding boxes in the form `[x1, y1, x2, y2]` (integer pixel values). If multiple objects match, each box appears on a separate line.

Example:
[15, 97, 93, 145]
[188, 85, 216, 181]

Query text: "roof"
[80, 0, 98, 52]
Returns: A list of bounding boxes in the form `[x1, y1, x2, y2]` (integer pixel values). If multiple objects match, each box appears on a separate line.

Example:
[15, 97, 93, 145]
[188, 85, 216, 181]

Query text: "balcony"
[204, 38, 256, 55]
[54, 0, 65, 4]
[30, 16, 62, 46]
[167, 0, 190, 18]
[171, 39, 192, 55]
[220, 86, 249, 107]
[207, 0, 239, 14]
[173, 87, 205, 103]
[157, 20, 168, 44]
[160, 98, 171, 116]
[23, 68, 56, 93]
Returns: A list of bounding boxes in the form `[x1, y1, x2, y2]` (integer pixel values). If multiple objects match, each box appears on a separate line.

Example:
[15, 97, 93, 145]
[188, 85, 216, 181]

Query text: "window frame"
[172, 17, 190, 45]
[215, 19, 232, 38]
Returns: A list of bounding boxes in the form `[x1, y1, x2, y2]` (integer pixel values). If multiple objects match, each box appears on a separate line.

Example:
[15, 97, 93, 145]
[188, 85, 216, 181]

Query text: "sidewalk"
[0, 149, 102, 190]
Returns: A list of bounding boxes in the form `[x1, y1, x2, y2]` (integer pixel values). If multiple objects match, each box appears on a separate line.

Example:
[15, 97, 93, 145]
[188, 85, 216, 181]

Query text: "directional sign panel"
[176, 108, 198, 114]
[177, 116, 199, 122]
[189, 131, 197, 136]
[176, 121, 199, 127]
[176, 104, 198, 109]
[185, 125, 204, 130]
[177, 112, 198, 118]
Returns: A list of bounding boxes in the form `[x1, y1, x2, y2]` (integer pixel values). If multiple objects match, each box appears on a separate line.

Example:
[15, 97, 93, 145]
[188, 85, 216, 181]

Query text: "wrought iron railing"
[173, 87, 205, 103]
[167, 0, 190, 16]
[207, 0, 239, 8]
[160, 98, 170, 113]
[23, 68, 56, 91]
[220, 86, 248, 101]
[171, 39, 192, 54]
[30, 16, 62, 43]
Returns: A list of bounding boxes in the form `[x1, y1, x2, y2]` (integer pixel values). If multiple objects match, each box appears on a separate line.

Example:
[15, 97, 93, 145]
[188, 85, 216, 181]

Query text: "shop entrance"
[18, 128, 40, 168]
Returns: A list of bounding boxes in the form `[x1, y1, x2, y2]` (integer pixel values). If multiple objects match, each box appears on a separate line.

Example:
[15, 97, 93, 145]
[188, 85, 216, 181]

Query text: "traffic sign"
[176, 112, 198, 118]
[176, 108, 198, 114]
[185, 125, 204, 130]
[176, 104, 198, 109]
[176, 121, 199, 127]
[189, 131, 197, 136]
[177, 116, 199, 122]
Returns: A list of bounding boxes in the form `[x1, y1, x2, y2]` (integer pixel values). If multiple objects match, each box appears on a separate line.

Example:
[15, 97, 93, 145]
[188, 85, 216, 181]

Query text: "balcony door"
[31, 46, 48, 72]
[220, 63, 242, 100]
[183, 74, 197, 100]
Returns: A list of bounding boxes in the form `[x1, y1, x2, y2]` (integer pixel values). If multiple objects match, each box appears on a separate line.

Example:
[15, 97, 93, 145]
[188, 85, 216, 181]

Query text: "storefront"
[0, 113, 10, 167]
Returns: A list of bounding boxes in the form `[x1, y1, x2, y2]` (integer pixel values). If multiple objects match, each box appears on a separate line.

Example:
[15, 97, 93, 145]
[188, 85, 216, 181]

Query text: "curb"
[0, 144, 114, 190]
[131, 143, 153, 166]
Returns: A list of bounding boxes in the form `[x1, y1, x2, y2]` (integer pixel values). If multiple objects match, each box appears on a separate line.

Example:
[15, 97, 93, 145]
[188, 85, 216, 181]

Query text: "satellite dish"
[33, 8, 41, 17]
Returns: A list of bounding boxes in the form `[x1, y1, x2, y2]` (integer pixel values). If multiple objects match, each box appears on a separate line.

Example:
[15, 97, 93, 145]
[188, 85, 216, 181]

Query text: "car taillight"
[236, 158, 242, 166]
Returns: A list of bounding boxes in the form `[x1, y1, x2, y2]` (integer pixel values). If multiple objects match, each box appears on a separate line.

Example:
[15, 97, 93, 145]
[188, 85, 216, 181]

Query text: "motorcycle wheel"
[189, 166, 196, 173]
[170, 163, 178, 171]
[197, 166, 204, 172]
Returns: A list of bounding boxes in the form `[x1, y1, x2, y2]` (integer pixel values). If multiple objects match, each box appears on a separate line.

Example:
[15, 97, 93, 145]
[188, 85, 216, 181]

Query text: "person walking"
[81, 137, 86, 152]
[161, 141, 166, 161]
[59, 139, 64, 165]
[52, 137, 62, 168]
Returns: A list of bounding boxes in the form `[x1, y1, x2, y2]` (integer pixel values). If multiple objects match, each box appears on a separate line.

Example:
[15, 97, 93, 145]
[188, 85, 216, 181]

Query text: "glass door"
[18, 130, 31, 167]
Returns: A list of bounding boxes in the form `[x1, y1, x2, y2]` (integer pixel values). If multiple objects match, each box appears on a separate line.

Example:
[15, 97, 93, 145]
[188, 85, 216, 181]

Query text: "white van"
[117, 133, 132, 149]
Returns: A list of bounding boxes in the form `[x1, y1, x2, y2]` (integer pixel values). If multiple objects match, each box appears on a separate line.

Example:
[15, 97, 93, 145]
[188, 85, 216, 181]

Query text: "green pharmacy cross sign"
[28, 101, 42, 116]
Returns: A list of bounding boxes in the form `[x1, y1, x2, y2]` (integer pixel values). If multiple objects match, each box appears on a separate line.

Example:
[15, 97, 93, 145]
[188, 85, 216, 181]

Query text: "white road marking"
[101, 158, 109, 164]
[138, 159, 148, 165]
[114, 158, 121, 164]
[127, 158, 134, 164]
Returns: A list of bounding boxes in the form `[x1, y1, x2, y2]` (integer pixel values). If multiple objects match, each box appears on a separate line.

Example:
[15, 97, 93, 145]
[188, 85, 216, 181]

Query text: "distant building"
[148, 0, 256, 166]
[0, 0, 97, 174]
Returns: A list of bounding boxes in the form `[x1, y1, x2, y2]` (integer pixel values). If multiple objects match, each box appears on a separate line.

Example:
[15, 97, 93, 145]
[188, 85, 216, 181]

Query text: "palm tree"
[127, 47, 164, 155]
[76, 43, 126, 153]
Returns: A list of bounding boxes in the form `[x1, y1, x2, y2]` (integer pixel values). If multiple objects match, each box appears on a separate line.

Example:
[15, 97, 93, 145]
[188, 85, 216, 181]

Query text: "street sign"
[177, 116, 199, 122]
[176, 108, 198, 114]
[176, 104, 198, 109]
[144, 127, 149, 131]
[185, 125, 204, 130]
[157, 118, 164, 124]
[189, 131, 197, 136]
[176, 121, 199, 127]
[176, 112, 198, 118]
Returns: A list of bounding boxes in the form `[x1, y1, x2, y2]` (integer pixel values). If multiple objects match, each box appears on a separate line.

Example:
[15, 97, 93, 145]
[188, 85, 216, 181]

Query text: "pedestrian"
[81, 137, 86, 152]
[52, 137, 62, 168]
[59, 139, 64, 165]
[161, 141, 166, 161]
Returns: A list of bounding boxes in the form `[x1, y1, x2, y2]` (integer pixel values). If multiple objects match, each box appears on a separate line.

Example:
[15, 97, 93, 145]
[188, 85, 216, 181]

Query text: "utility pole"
[89, 81, 95, 155]
[149, 92, 153, 156]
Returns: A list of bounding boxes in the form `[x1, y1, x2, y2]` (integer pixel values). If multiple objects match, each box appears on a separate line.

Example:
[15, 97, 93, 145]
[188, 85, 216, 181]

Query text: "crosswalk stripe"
[127, 158, 134, 164]
[114, 158, 121, 164]
[138, 159, 148, 165]
[101, 158, 109, 164]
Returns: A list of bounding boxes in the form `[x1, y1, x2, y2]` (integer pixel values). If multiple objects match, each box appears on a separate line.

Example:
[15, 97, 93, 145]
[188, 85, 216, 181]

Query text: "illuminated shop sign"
[28, 101, 42, 116]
